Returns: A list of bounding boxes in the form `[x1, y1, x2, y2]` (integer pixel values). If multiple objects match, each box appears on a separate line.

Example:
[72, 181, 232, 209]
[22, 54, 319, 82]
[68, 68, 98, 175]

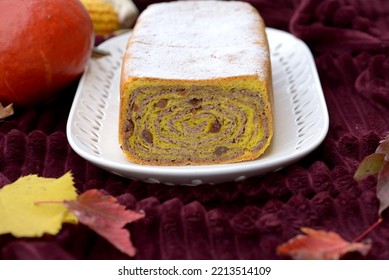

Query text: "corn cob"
[80, 0, 138, 36]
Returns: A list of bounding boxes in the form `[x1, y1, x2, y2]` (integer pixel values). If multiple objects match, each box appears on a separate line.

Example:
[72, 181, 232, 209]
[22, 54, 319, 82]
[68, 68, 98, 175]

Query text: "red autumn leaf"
[376, 136, 389, 161]
[0, 103, 13, 121]
[64, 189, 145, 257]
[377, 161, 389, 215]
[354, 134, 389, 216]
[376, 136, 389, 215]
[277, 227, 371, 260]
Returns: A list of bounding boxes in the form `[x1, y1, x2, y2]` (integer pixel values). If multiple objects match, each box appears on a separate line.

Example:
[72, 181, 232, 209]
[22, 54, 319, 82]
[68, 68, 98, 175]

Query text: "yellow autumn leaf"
[0, 172, 78, 237]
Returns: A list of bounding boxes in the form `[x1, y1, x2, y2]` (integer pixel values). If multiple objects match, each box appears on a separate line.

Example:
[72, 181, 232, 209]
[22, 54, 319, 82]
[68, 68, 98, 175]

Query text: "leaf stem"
[352, 219, 383, 243]
[34, 200, 64, 205]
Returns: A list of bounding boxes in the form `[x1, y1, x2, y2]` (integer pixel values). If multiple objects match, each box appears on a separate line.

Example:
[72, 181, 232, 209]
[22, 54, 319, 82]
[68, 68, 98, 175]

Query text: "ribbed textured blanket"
[1, 0, 389, 259]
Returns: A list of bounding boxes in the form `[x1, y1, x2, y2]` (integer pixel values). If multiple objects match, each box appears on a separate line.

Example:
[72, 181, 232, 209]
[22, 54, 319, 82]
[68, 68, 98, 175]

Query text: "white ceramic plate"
[66, 28, 329, 186]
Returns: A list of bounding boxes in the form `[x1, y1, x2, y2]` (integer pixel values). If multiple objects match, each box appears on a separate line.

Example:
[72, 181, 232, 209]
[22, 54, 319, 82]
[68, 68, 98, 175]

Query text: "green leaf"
[354, 153, 385, 181]
[377, 162, 389, 216]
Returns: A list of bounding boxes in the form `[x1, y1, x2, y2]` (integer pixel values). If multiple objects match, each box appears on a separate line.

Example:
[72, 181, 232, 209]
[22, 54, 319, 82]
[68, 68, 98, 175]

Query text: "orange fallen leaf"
[64, 189, 145, 257]
[277, 227, 371, 260]
[0, 103, 13, 121]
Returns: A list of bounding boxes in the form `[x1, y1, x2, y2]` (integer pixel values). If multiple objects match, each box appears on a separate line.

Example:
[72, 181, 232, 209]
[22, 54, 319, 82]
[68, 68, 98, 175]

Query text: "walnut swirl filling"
[121, 86, 271, 165]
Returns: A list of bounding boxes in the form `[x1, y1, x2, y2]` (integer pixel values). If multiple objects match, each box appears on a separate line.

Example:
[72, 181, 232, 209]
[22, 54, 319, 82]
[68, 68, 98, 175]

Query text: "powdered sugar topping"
[122, 1, 269, 81]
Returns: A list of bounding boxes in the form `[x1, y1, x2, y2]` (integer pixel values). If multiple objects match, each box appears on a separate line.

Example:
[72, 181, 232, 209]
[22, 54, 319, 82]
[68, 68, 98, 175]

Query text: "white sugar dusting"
[122, 1, 270, 81]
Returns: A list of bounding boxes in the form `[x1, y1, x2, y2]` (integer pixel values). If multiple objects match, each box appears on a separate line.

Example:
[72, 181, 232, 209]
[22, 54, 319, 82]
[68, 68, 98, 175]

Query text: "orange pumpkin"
[0, 0, 94, 107]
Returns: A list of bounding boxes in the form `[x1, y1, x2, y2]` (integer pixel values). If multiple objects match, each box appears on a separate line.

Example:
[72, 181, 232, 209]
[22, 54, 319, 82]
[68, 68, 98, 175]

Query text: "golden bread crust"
[119, 1, 273, 166]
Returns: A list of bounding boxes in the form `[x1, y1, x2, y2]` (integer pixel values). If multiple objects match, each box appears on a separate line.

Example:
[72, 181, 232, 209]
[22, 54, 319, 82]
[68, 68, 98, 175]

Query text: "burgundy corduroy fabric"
[1, 0, 389, 259]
